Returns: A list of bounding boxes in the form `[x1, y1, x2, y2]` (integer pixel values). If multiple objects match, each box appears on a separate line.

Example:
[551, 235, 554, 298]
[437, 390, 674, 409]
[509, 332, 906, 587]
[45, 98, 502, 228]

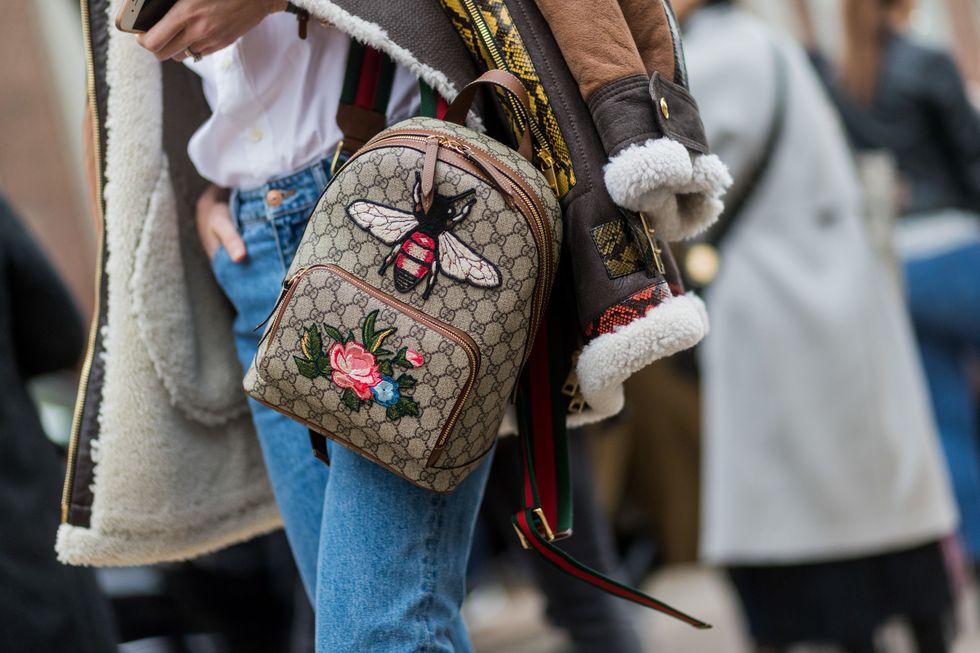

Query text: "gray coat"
[686, 7, 957, 563]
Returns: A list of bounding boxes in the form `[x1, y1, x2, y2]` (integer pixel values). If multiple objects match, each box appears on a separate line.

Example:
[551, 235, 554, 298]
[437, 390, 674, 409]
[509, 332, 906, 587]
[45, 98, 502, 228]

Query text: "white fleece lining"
[57, 0, 280, 566]
[603, 138, 731, 241]
[577, 294, 708, 413]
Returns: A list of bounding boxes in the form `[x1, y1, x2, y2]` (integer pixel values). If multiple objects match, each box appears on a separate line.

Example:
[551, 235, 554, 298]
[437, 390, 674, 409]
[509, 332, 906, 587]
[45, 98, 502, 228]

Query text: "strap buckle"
[513, 507, 555, 549]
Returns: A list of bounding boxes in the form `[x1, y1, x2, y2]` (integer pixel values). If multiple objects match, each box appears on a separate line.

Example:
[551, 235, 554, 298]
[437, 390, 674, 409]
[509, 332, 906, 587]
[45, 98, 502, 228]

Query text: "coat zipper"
[266, 264, 480, 457]
[356, 130, 555, 361]
[457, 0, 557, 187]
[62, 0, 104, 524]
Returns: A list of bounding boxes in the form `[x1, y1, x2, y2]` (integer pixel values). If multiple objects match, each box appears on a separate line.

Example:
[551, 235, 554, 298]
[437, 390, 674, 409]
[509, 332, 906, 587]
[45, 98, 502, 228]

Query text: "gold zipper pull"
[253, 271, 299, 333]
[537, 149, 558, 196]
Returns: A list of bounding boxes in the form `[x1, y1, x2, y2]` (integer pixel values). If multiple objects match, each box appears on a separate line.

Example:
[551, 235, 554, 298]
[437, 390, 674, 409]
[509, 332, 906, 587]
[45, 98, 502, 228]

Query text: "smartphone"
[115, 0, 178, 33]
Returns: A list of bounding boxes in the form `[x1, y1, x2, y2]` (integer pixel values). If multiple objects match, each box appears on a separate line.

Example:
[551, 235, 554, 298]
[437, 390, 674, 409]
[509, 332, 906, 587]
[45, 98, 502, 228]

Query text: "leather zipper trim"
[62, 0, 104, 524]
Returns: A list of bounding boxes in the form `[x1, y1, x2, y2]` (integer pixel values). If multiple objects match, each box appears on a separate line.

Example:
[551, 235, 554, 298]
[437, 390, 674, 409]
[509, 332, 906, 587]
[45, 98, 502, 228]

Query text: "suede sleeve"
[532, 0, 646, 100]
[616, 0, 675, 81]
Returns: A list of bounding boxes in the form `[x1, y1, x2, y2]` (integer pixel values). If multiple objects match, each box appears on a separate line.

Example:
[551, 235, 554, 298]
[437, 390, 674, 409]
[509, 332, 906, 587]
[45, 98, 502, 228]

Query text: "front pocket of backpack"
[252, 264, 481, 479]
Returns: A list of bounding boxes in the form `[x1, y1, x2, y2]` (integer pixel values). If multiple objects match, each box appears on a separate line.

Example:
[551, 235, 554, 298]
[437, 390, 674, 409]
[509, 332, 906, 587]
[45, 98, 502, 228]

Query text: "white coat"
[686, 7, 958, 564]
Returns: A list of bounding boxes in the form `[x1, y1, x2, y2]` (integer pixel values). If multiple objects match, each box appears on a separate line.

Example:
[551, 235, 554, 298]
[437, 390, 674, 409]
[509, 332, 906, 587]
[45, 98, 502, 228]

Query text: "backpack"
[244, 70, 561, 492]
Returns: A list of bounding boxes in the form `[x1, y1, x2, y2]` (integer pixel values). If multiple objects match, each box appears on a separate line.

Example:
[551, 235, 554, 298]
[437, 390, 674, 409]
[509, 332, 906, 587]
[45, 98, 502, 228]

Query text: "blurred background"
[2, 0, 978, 652]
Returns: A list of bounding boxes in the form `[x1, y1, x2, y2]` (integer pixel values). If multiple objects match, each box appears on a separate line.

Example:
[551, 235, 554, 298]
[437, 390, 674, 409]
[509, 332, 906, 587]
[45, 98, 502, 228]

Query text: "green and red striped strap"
[419, 81, 449, 119]
[341, 41, 396, 113]
[332, 42, 397, 170]
[332, 43, 447, 172]
[514, 317, 711, 630]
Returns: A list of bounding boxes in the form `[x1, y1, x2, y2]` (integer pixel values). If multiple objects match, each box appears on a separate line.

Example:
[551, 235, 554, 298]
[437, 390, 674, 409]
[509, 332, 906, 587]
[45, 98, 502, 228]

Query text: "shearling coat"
[58, 0, 723, 566]
[686, 7, 957, 564]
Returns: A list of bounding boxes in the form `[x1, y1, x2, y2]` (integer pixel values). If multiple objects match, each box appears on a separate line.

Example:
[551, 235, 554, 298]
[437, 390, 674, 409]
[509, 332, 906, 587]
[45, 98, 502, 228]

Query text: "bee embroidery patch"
[346, 171, 502, 299]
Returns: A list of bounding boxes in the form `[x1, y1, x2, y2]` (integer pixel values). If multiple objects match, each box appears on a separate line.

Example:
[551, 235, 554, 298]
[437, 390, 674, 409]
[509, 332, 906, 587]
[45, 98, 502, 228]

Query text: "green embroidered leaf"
[369, 328, 396, 353]
[323, 324, 345, 345]
[397, 374, 417, 390]
[374, 348, 394, 357]
[392, 347, 411, 368]
[294, 356, 319, 379]
[397, 397, 421, 418]
[347, 330, 356, 344]
[378, 359, 394, 377]
[341, 388, 363, 412]
[300, 326, 323, 360]
[386, 405, 401, 421]
[361, 310, 379, 348]
[315, 356, 332, 376]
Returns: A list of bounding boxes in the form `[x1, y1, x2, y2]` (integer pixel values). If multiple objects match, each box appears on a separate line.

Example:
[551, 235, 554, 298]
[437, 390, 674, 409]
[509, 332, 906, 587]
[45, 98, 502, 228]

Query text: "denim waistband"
[230, 156, 333, 229]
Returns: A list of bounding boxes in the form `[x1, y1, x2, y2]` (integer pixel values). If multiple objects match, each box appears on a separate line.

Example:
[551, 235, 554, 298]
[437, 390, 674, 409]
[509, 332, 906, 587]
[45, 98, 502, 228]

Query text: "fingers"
[210, 211, 247, 262]
[137, 0, 189, 58]
[137, 0, 222, 61]
[196, 186, 245, 262]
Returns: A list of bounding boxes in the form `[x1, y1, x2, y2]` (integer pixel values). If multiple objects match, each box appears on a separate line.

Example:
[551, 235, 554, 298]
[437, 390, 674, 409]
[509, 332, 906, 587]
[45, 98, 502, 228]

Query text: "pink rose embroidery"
[405, 349, 425, 368]
[293, 311, 425, 422]
[329, 341, 381, 400]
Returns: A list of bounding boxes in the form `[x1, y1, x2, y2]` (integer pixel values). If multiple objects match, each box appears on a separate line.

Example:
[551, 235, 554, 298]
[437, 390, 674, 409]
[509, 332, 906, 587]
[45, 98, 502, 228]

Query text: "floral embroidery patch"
[293, 310, 425, 421]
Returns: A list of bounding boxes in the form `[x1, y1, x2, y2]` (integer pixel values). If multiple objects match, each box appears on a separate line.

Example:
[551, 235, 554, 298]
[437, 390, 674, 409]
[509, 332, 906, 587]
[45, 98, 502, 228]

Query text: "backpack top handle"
[444, 70, 534, 162]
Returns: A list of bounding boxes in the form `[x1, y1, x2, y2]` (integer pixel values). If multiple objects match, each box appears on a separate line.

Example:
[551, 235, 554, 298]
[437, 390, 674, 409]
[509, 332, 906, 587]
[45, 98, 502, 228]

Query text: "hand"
[137, 0, 289, 62]
[196, 184, 246, 262]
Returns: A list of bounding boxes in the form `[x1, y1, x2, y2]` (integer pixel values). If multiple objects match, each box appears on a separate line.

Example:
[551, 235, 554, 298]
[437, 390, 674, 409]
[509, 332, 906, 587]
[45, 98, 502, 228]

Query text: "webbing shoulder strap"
[514, 317, 711, 630]
[332, 44, 448, 171]
[334, 42, 397, 165]
[419, 81, 449, 120]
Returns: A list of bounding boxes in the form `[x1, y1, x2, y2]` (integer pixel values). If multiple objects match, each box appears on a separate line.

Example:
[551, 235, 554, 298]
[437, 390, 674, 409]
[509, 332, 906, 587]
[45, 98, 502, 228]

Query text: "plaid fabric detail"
[590, 220, 644, 279]
[583, 282, 673, 340]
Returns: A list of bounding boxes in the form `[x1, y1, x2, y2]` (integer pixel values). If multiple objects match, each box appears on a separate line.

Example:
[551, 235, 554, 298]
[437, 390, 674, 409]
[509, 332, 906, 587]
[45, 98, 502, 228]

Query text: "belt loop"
[313, 158, 330, 188]
[229, 189, 243, 233]
[263, 181, 277, 224]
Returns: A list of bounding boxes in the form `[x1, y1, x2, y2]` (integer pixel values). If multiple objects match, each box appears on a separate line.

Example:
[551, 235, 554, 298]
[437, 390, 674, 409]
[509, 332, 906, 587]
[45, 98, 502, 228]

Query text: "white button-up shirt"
[185, 12, 420, 190]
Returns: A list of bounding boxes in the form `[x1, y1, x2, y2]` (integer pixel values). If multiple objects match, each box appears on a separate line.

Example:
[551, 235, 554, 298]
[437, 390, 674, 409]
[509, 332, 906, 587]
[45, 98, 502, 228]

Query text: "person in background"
[675, 0, 960, 651]
[0, 195, 118, 652]
[806, 0, 980, 574]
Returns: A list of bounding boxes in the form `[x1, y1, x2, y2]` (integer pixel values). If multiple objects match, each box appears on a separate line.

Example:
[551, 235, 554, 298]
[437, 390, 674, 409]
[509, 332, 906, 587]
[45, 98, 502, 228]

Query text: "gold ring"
[184, 48, 202, 62]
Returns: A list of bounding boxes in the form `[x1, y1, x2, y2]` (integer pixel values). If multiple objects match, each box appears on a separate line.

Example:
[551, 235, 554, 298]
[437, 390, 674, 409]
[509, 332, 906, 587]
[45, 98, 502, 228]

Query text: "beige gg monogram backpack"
[244, 71, 561, 492]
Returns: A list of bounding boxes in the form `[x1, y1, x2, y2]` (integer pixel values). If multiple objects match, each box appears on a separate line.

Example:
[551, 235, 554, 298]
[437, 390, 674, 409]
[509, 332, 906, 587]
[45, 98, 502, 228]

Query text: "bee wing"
[346, 200, 418, 244]
[438, 233, 502, 288]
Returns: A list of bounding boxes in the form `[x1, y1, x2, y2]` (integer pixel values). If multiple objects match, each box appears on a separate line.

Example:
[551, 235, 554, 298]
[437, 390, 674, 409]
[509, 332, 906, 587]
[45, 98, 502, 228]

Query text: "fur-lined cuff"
[603, 138, 731, 241]
[577, 293, 708, 411]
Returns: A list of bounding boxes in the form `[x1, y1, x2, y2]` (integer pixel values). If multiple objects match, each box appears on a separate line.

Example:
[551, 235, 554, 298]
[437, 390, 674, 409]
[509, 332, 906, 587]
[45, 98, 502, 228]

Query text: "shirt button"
[222, 54, 233, 70]
[247, 127, 263, 142]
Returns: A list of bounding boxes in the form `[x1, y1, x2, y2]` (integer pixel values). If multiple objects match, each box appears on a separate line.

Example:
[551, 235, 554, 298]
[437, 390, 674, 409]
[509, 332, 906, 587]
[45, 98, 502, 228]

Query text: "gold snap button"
[660, 97, 670, 120]
[265, 189, 284, 206]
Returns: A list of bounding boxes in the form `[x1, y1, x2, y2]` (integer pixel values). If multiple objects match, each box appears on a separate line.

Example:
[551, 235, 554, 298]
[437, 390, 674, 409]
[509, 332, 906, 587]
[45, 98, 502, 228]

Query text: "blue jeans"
[905, 242, 980, 559]
[211, 158, 493, 652]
